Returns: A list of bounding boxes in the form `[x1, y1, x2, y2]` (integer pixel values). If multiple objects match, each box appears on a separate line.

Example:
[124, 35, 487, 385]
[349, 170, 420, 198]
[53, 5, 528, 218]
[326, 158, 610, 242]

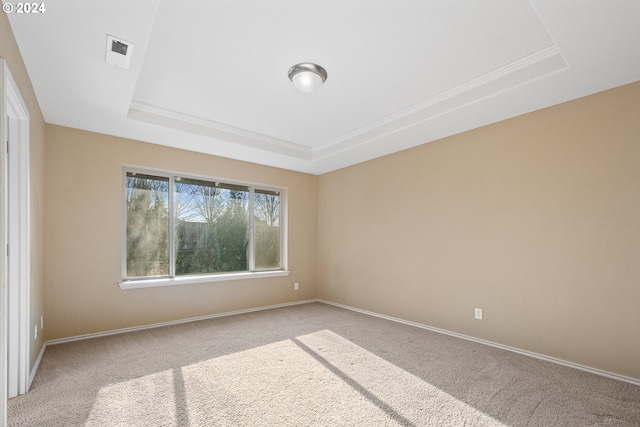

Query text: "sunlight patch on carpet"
[294, 329, 507, 426]
[85, 329, 508, 426]
[86, 369, 183, 427]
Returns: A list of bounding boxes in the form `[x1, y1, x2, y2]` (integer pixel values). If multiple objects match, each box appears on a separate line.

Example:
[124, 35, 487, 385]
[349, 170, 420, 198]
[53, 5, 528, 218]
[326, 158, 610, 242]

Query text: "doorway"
[1, 58, 31, 423]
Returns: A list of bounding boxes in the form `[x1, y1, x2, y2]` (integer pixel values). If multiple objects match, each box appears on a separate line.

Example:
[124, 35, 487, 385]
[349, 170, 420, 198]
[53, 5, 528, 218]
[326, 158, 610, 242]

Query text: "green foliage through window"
[125, 171, 282, 279]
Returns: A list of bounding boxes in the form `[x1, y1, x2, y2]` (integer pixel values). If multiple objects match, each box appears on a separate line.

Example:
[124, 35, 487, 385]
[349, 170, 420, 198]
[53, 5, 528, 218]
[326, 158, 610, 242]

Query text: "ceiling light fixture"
[288, 63, 328, 93]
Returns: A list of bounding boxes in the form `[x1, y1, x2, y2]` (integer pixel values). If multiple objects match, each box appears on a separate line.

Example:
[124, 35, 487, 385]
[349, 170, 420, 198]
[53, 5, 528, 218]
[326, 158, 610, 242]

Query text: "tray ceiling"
[7, 0, 640, 174]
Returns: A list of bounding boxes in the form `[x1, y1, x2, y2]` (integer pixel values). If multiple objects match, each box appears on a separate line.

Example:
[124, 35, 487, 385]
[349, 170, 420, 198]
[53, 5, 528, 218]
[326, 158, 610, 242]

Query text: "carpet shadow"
[292, 337, 417, 427]
[9, 302, 640, 426]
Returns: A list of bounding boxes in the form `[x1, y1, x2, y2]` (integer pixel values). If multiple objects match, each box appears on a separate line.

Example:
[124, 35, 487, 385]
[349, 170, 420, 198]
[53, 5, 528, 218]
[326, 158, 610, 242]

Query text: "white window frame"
[119, 165, 288, 289]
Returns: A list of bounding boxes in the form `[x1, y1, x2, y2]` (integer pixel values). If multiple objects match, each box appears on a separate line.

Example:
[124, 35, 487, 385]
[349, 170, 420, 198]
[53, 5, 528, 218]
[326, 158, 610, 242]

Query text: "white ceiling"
[7, 0, 640, 174]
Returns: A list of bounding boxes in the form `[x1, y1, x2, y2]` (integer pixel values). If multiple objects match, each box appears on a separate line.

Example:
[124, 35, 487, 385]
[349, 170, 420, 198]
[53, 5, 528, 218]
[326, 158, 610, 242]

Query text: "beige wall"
[5, 5, 639, 384]
[44, 125, 317, 340]
[317, 81, 640, 380]
[1, 12, 46, 371]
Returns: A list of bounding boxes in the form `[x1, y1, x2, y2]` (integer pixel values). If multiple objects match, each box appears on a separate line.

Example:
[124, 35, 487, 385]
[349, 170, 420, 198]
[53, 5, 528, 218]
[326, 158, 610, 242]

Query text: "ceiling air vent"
[105, 35, 133, 69]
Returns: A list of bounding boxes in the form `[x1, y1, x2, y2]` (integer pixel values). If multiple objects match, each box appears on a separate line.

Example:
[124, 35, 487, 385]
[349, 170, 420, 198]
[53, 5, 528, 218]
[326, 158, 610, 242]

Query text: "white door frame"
[0, 58, 31, 423]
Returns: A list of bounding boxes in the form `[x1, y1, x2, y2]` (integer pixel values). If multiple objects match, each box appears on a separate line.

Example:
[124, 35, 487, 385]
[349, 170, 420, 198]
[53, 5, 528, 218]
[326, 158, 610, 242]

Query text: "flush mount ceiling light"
[288, 63, 328, 93]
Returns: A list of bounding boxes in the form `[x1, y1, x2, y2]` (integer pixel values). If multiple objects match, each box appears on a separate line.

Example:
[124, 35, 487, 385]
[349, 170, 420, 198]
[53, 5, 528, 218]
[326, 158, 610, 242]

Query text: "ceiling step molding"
[312, 45, 568, 160]
[128, 102, 313, 160]
[129, 46, 567, 163]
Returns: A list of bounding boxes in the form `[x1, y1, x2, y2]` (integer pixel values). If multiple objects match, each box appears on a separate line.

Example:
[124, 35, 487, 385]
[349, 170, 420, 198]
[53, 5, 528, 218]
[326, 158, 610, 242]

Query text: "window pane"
[126, 173, 170, 277]
[175, 178, 249, 275]
[254, 189, 281, 270]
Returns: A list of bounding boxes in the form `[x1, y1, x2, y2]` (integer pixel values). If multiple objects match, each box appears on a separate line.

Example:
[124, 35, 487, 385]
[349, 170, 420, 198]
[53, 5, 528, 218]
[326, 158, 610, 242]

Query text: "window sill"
[119, 270, 290, 290]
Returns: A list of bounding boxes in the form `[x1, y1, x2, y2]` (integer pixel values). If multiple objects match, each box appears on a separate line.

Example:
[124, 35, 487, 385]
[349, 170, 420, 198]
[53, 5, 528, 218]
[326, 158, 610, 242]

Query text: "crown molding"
[127, 46, 567, 164]
[127, 102, 313, 160]
[312, 45, 568, 160]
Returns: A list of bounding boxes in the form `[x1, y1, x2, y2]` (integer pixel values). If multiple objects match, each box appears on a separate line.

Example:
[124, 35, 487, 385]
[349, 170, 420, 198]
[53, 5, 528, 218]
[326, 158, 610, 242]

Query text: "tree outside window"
[125, 170, 283, 280]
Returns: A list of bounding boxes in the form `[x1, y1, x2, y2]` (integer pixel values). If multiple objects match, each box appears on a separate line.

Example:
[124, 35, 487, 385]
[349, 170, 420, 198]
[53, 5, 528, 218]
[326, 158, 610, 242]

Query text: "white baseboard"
[318, 299, 640, 387]
[28, 299, 316, 387]
[29, 342, 47, 390]
[46, 299, 317, 346]
[31, 298, 640, 389]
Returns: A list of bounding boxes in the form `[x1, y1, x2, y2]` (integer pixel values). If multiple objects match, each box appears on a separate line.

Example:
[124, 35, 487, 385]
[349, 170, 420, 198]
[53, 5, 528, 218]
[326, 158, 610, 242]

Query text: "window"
[123, 168, 285, 285]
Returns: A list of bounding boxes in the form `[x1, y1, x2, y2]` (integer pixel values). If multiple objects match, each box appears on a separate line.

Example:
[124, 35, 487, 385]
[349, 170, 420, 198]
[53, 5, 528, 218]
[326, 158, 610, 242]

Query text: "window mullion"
[249, 187, 255, 272]
[169, 175, 176, 277]
[280, 190, 286, 270]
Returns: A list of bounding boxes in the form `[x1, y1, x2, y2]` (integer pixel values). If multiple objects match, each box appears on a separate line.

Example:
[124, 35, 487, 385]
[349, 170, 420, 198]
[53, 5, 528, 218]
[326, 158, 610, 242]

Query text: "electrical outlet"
[474, 308, 483, 320]
[34, 324, 38, 340]
[41, 315, 44, 329]
[294, 282, 299, 290]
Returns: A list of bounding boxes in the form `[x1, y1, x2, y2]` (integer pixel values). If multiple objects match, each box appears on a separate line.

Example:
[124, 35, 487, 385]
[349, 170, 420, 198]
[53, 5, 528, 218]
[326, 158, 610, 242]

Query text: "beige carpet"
[8, 302, 640, 426]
